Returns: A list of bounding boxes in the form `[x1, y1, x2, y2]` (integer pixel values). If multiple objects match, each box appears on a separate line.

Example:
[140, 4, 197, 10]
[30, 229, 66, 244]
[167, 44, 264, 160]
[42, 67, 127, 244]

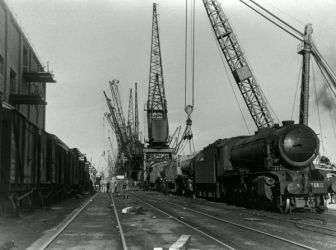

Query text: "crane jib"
[202, 0, 274, 129]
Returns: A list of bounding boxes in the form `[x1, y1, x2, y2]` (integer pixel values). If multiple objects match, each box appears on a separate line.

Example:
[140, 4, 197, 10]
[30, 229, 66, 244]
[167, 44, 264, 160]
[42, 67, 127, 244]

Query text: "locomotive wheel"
[316, 197, 327, 214]
[277, 197, 291, 214]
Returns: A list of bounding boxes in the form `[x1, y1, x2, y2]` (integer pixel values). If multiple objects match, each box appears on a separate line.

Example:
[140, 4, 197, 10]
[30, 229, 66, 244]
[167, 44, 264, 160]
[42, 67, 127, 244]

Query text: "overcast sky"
[7, 0, 336, 171]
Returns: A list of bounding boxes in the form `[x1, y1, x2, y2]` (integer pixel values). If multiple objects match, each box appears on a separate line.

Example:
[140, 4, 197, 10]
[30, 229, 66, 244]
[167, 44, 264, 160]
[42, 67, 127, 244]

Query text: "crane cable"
[246, 0, 304, 37]
[208, 17, 251, 134]
[239, 0, 303, 41]
[312, 62, 325, 155]
[291, 61, 303, 120]
[178, 0, 196, 155]
[184, 0, 195, 110]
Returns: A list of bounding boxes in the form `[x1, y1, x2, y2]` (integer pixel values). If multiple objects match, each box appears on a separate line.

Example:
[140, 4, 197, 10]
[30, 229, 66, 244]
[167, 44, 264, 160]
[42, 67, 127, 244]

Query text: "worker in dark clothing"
[106, 182, 110, 193]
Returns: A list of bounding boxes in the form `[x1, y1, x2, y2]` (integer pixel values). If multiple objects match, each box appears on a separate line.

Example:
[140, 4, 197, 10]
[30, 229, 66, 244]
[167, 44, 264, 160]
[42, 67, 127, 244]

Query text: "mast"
[298, 24, 313, 125]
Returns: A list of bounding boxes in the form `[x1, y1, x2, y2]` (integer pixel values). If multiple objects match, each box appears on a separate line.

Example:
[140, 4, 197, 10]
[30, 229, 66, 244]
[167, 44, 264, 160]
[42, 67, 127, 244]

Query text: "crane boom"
[202, 0, 274, 128]
[109, 80, 129, 143]
[127, 88, 134, 140]
[239, 0, 336, 125]
[134, 82, 139, 141]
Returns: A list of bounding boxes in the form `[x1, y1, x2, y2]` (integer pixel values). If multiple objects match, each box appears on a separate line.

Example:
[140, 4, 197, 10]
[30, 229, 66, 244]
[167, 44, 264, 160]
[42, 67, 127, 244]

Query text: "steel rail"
[133, 194, 236, 250]
[110, 194, 128, 250]
[35, 193, 98, 250]
[294, 221, 336, 237]
[137, 193, 318, 250]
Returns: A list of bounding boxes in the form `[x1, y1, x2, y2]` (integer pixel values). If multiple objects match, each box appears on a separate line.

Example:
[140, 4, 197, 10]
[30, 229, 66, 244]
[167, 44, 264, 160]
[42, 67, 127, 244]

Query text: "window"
[23, 47, 29, 72]
[0, 55, 4, 75]
[10, 68, 17, 94]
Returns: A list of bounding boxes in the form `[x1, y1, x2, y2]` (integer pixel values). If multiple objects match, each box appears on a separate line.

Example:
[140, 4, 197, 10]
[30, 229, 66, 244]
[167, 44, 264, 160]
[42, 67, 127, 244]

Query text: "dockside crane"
[143, 3, 175, 190]
[109, 80, 129, 144]
[202, 0, 274, 129]
[134, 82, 139, 141]
[103, 85, 130, 175]
[103, 91, 126, 158]
[146, 3, 169, 148]
[127, 88, 134, 141]
[237, 0, 336, 126]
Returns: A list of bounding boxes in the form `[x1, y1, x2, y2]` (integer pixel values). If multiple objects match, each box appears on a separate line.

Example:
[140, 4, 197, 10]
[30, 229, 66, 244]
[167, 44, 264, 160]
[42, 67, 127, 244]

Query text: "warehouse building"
[0, 0, 55, 129]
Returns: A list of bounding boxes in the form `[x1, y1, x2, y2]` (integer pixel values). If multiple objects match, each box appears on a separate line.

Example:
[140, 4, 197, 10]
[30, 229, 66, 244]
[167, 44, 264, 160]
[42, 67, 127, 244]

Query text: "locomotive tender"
[178, 121, 336, 213]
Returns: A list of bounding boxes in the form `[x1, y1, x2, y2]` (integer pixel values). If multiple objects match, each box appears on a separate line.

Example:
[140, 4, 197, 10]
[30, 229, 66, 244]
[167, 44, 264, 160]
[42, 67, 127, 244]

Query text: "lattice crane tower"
[147, 3, 169, 147]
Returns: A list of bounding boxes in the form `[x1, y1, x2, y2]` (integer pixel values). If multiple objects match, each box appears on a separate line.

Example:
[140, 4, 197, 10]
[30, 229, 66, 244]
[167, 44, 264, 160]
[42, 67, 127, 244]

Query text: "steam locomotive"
[171, 121, 336, 213]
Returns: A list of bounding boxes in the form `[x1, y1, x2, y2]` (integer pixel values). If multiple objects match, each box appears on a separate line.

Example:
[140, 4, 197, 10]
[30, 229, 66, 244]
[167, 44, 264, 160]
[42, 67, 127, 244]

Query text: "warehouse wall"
[0, 0, 46, 129]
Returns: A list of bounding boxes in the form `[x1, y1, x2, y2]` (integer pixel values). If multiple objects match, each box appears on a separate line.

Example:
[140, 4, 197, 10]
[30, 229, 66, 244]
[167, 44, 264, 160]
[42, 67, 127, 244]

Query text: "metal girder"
[202, 0, 274, 128]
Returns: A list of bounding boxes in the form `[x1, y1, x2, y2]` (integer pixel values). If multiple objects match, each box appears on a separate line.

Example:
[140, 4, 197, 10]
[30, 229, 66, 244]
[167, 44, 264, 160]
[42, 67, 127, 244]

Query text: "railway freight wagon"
[192, 121, 336, 213]
[0, 107, 92, 216]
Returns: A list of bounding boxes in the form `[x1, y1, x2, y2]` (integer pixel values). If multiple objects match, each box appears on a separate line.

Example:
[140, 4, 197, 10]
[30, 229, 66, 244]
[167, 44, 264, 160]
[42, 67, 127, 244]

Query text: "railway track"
[294, 220, 336, 237]
[132, 193, 236, 249]
[161, 192, 336, 239]
[110, 193, 128, 250]
[28, 193, 98, 250]
[132, 192, 319, 250]
[27, 193, 126, 250]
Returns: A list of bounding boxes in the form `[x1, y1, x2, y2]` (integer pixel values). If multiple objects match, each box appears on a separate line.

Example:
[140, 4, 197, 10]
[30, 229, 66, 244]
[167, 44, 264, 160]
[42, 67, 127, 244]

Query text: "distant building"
[0, 0, 55, 129]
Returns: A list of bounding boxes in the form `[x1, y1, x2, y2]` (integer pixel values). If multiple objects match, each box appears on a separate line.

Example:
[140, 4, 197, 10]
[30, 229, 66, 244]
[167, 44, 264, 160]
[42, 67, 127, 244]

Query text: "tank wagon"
[170, 121, 336, 213]
[0, 107, 92, 216]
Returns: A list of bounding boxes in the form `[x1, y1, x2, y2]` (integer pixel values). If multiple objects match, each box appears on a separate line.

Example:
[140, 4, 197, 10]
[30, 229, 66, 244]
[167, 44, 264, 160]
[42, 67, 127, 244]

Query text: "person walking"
[106, 182, 110, 193]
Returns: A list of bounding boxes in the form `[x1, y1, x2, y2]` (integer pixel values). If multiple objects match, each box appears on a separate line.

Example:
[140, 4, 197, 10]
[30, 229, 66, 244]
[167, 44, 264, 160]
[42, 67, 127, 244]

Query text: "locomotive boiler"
[192, 121, 335, 213]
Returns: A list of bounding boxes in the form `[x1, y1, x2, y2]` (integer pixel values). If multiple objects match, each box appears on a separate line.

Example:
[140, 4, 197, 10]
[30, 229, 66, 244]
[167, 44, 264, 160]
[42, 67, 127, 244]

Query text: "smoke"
[313, 42, 336, 111]
[317, 85, 336, 111]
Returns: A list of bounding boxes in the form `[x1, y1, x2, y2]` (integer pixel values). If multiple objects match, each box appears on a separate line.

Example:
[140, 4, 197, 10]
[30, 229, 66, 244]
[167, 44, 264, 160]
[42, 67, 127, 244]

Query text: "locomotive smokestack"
[282, 120, 294, 127]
